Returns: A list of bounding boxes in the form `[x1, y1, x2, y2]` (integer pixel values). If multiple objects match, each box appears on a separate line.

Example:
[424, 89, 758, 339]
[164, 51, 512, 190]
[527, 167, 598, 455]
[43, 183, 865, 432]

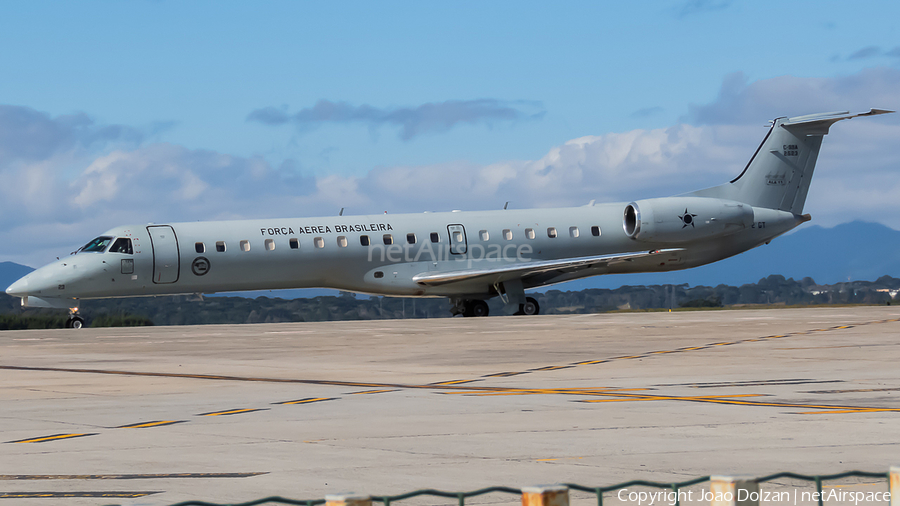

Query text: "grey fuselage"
[7, 203, 801, 302]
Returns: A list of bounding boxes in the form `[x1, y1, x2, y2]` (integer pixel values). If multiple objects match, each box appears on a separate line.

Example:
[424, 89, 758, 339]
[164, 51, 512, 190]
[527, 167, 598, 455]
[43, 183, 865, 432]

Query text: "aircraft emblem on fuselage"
[192, 257, 210, 276]
[679, 209, 698, 228]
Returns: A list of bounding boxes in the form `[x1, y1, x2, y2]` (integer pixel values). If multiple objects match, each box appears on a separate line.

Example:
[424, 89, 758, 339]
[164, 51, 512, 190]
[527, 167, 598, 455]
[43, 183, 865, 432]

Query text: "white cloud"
[1, 68, 898, 267]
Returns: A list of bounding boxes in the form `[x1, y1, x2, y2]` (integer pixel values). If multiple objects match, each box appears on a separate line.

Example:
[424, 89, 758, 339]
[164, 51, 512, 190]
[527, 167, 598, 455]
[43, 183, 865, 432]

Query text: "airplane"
[5, 109, 893, 328]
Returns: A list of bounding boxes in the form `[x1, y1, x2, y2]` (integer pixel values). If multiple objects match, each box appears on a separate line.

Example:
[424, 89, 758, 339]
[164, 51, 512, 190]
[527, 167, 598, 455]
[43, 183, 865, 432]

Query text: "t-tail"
[690, 109, 894, 213]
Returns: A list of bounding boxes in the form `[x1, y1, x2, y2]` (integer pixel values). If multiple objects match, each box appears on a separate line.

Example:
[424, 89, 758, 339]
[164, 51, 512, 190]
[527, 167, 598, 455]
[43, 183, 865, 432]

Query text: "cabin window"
[109, 238, 133, 254]
[479, 230, 489, 241]
[569, 226, 579, 238]
[314, 237, 324, 249]
[430, 232, 440, 243]
[289, 238, 299, 249]
[374, 271, 384, 279]
[383, 234, 393, 245]
[265, 239, 275, 251]
[525, 228, 535, 240]
[547, 227, 557, 238]
[195, 242, 205, 254]
[591, 226, 601, 237]
[360, 235, 370, 246]
[407, 233, 416, 245]
[503, 229, 512, 241]
[216, 241, 226, 252]
[240, 240, 250, 252]
[337, 236, 348, 247]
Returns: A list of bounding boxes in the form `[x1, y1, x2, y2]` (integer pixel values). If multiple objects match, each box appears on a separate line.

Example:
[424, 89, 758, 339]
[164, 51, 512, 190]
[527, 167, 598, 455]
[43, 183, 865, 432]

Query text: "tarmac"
[1, 306, 899, 505]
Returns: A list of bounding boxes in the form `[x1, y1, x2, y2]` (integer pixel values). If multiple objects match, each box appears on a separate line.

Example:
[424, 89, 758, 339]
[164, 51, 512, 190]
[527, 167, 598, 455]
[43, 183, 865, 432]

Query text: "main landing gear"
[451, 299, 490, 317]
[66, 308, 85, 329]
[450, 296, 540, 317]
[515, 297, 540, 316]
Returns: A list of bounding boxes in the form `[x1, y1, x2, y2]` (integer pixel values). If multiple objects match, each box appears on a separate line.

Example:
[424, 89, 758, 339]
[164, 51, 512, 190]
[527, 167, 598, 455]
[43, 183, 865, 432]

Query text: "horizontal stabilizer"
[782, 108, 894, 135]
[412, 248, 683, 287]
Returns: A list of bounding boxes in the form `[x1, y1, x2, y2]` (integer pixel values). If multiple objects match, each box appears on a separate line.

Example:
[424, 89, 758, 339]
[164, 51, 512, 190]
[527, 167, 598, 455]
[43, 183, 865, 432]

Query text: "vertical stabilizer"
[690, 109, 893, 214]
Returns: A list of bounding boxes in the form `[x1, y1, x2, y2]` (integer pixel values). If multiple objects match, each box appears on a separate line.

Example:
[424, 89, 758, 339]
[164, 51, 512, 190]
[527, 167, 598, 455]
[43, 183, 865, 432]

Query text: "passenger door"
[147, 225, 180, 284]
[447, 224, 467, 255]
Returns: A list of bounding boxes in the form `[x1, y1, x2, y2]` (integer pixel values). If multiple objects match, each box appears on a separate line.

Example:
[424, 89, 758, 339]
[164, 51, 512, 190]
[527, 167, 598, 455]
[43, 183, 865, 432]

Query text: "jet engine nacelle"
[623, 197, 754, 243]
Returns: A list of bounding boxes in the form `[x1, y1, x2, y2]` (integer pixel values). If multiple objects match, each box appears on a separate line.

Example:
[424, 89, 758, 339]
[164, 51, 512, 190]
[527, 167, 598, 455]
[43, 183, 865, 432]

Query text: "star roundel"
[679, 209, 698, 228]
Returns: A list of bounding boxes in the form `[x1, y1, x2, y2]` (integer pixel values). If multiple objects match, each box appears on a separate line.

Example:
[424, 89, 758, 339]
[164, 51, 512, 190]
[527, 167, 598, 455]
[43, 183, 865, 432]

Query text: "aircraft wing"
[412, 248, 684, 287]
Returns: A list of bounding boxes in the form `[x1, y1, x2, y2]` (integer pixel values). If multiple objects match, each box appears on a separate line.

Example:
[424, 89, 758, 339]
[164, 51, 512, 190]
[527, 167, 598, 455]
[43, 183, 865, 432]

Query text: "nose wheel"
[66, 308, 85, 329]
[65, 316, 85, 329]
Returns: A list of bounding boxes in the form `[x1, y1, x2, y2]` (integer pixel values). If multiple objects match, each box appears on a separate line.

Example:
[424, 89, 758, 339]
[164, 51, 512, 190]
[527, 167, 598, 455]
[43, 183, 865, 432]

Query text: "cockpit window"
[79, 236, 113, 253]
[109, 238, 133, 255]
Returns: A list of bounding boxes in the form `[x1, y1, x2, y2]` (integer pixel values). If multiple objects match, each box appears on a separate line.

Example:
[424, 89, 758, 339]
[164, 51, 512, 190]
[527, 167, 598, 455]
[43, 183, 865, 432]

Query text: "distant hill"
[0, 262, 33, 291]
[554, 220, 900, 290]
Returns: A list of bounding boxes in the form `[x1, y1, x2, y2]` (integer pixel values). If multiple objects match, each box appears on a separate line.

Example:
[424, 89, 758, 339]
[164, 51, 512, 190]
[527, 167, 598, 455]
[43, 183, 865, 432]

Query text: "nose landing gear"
[66, 308, 85, 329]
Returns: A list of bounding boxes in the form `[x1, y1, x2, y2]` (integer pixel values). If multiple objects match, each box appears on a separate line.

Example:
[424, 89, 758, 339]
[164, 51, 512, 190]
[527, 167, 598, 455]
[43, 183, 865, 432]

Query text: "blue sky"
[1, 0, 899, 266]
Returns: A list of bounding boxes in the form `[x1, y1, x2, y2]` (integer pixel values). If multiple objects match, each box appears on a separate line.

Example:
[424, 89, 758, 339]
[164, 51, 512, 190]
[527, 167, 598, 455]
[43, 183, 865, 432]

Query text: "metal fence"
[158, 469, 896, 506]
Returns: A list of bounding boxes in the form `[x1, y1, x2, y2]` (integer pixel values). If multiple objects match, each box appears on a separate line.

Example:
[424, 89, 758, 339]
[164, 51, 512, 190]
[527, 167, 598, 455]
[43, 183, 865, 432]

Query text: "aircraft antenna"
[504, 202, 509, 210]
[339, 208, 344, 216]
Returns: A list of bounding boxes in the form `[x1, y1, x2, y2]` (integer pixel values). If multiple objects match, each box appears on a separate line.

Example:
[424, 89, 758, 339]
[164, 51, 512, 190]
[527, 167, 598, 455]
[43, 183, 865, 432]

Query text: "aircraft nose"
[6, 275, 29, 297]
